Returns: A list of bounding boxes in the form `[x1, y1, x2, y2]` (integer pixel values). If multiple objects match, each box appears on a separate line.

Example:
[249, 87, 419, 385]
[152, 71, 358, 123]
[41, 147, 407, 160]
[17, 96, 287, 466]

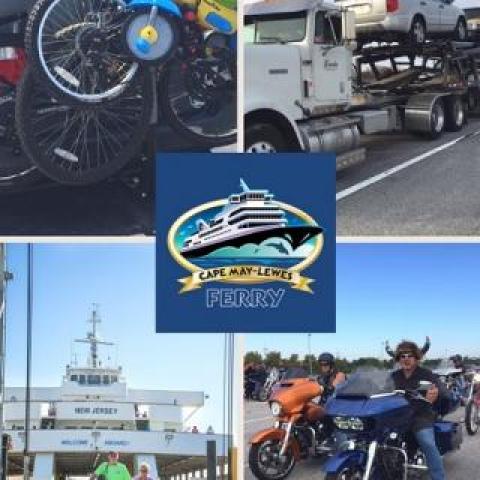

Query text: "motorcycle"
[322, 369, 462, 480]
[249, 377, 335, 480]
[464, 368, 480, 435]
[256, 367, 281, 402]
[434, 360, 466, 407]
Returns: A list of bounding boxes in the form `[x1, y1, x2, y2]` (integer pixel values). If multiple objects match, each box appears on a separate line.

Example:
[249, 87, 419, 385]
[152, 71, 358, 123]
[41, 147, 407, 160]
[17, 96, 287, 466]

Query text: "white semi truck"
[244, 0, 480, 168]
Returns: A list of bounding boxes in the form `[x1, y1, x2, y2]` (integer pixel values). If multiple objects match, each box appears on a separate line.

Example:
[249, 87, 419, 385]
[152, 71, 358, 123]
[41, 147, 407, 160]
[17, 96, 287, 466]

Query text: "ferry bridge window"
[79, 375, 86, 385]
[88, 375, 101, 385]
[111, 376, 118, 383]
[229, 207, 281, 219]
[70, 374, 78, 381]
[103, 375, 110, 384]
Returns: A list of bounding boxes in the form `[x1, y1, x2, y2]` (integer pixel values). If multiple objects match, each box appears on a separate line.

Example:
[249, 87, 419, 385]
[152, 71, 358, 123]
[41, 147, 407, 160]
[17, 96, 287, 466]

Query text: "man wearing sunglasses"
[391, 341, 448, 480]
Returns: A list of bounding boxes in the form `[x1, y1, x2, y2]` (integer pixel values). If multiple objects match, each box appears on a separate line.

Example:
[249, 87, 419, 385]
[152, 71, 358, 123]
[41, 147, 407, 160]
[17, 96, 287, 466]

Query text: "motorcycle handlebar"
[394, 389, 431, 403]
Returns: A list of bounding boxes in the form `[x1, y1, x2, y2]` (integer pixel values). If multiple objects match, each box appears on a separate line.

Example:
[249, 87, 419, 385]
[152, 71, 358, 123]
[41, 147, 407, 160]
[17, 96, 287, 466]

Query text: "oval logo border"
[167, 200, 324, 274]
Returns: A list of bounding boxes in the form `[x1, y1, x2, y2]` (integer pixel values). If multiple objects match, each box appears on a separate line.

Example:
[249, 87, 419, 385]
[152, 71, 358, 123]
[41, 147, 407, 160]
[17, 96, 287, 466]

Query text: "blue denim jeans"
[414, 427, 446, 480]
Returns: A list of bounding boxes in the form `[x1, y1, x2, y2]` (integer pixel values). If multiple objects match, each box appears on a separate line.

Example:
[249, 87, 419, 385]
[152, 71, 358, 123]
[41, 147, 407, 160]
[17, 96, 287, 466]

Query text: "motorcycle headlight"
[333, 416, 364, 431]
[270, 401, 282, 416]
[474, 373, 480, 383]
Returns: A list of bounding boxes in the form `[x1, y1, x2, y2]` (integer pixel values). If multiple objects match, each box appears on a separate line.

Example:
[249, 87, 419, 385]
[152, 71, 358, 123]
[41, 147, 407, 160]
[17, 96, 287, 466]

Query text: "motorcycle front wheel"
[325, 470, 364, 480]
[158, 54, 237, 148]
[258, 387, 269, 402]
[249, 440, 296, 480]
[465, 400, 480, 435]
[325, 464, 386, 480]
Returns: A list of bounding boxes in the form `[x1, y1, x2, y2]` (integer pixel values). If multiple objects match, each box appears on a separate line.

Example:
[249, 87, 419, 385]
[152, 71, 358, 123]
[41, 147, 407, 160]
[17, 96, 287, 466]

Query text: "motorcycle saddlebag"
[434, 421, 462, 455]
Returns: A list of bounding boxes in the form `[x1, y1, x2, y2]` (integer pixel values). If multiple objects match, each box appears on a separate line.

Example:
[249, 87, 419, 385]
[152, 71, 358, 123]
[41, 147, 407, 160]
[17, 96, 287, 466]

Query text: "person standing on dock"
[94, 451, 131, 480]
[134, 462, 155, 480]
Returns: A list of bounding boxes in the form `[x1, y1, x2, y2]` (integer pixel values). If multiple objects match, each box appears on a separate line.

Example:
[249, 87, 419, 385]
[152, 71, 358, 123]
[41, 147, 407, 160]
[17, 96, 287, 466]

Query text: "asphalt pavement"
[244, 399, 480, 480]
[337, 116, 480, 236]
[0, 125, 232, 237]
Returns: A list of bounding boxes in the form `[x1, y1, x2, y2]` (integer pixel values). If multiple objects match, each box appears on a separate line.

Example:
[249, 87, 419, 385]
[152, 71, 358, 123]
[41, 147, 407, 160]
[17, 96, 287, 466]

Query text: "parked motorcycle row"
[0, 0, 237, 193]
[246, 360, 480, 480]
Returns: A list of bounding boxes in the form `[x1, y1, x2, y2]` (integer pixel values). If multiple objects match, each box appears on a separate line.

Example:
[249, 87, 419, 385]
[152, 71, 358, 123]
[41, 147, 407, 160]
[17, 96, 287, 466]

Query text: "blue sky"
[247, 243, 480, 360]
[3, 243, 228, 433]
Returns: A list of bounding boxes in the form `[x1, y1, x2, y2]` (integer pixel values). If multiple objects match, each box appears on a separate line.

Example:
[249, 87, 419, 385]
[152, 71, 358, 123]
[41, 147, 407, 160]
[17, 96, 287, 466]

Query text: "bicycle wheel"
[16, 66, 154, 185]
[0, 78, 43, 193]
[25, 0, 139, 104]
[159, 46, 237, 148]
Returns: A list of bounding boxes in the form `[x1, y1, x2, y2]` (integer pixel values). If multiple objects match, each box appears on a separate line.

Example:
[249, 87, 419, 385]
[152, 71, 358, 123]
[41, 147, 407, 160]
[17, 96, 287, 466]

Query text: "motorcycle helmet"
[318, 352, 335, 366]
[450, 354, 463, 367]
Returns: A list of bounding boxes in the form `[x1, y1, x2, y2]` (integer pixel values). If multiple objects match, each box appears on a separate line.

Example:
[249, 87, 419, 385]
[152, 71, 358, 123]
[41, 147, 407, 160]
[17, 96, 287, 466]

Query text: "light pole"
[308, 334, 312, 375]
[0, 245, 13, 480]
[23, 245, 33, 480]
[0, 244, 6, 480]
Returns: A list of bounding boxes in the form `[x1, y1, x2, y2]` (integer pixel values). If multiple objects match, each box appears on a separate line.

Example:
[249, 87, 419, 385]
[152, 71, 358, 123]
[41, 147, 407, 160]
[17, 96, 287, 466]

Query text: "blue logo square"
[156, 153, 336, 332]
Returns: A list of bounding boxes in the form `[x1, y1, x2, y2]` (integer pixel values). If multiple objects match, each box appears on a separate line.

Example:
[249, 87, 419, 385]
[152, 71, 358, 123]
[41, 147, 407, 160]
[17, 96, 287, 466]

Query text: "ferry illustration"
[180, 180, 323, 259]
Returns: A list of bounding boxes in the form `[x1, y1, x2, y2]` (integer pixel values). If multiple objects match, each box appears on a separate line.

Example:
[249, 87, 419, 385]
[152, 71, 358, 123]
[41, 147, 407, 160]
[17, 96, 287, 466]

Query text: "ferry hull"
[181, 225, 322, 259]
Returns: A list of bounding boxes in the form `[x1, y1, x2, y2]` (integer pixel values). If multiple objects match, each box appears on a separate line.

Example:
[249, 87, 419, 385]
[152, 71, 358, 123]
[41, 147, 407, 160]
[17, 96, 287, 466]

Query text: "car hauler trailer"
[244, 0, 480, 169]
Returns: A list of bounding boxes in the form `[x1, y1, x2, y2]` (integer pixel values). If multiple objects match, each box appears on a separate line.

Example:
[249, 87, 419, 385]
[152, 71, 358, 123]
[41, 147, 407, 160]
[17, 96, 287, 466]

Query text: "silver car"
[336, 0, 467, 43]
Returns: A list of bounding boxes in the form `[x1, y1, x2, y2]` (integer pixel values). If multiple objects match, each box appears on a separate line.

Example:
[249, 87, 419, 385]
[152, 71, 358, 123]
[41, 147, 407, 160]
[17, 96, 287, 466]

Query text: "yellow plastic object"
[197, 0, 237, 34]
[139, 25, 159, 44]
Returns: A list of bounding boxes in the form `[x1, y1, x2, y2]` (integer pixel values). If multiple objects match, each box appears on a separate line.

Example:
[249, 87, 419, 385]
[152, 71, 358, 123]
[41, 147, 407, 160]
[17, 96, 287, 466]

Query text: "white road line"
[244, 415, 272, 424]
[336, 130, 480, 202]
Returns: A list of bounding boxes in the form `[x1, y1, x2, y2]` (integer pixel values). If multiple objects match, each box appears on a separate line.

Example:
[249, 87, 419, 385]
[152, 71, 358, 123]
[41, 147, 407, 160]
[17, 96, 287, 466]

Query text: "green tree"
[265, 351, 282, 368]
[288, 354, 300, 367]
[244, 351, 262, 365]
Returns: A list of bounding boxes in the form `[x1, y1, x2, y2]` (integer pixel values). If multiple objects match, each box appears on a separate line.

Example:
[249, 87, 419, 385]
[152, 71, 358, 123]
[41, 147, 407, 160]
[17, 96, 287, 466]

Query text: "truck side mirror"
[342, 9, 357, 46]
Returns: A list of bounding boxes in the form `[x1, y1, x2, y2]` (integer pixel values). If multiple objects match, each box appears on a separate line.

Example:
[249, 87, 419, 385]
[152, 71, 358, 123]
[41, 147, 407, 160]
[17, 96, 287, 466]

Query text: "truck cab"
[245, 0, 359, 153]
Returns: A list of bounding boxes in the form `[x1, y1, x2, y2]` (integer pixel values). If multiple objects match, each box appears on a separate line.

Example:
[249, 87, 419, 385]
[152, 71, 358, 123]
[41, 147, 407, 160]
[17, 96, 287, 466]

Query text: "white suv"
[336, 0, 467, 44]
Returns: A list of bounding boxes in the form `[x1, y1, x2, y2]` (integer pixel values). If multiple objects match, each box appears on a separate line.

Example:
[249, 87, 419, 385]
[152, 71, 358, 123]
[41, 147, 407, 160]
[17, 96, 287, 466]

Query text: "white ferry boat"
[180, 179, 322, 258]
[2, 308, 227, 479]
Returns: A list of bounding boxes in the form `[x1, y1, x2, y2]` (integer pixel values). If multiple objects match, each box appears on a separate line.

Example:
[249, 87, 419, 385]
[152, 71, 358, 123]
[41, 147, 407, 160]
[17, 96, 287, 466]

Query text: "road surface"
[244, 399, 479, 480]
[0, 126, 235, 236]
[337, 116, 480, 236]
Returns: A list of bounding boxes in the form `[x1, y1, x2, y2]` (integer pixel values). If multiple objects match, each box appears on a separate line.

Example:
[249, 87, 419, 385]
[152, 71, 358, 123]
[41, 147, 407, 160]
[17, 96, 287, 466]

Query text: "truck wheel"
[245, 124, 286, 153]
[454, 17, 468, 41]
[408, 16, 426, 45]
[445, 96, 465, 132]
[427, 98, 445, 139]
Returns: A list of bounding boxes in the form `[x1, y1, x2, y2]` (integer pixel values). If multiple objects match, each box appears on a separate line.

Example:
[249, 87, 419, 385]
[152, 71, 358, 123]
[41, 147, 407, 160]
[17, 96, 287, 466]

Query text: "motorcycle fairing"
[127, 0, 182, 18]
[326, 395, 412, 433]
[323, 450, 367, 474]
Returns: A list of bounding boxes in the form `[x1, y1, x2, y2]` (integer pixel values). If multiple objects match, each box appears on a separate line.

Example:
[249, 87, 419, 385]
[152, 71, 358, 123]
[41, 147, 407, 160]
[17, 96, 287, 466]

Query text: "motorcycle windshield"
[335, 369, 395, 398]
[282, 367, 308, 379]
